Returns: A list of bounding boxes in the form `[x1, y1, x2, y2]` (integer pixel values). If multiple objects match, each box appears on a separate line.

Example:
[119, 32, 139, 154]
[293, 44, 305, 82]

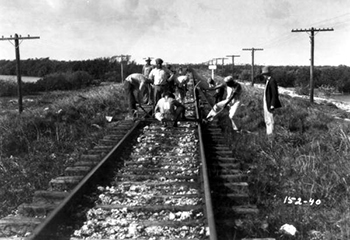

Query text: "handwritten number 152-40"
[284, 196, 321, 205]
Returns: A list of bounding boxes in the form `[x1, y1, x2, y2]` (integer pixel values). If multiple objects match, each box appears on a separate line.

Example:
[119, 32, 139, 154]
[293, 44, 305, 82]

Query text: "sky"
[0, 0, 350, 66]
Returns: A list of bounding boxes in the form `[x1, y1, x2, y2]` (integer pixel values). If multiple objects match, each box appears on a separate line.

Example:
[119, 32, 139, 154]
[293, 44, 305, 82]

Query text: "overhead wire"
[258, 12, 350, 50]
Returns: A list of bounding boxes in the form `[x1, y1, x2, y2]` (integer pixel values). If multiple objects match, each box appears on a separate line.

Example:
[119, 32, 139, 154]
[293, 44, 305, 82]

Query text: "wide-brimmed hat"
[145, 57, 151, 62]
[261, 66, 271, 75]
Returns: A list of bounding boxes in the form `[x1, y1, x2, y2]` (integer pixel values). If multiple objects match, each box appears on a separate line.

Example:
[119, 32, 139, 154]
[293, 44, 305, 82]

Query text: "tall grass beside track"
[0, 83, 127, 218]
[215, 83, 350, 239]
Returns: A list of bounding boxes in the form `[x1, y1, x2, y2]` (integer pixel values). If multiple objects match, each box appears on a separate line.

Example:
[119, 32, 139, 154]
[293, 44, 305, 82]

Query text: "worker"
[206, 76, 242, 131]
[154, 91, 186, 127]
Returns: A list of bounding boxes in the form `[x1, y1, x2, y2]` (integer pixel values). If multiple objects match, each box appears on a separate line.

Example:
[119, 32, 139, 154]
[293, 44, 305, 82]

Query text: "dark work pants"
[154, 85, 167, 106]
[124, 81, 137, 115]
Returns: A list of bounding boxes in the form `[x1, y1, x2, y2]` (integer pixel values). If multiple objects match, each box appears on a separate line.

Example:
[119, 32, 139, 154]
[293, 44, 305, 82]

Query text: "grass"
[212, 81, 350, 239]
[0, 83, 128, 217]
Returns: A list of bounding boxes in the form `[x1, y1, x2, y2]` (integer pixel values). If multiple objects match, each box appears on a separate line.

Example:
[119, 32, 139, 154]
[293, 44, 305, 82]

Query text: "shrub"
[102, 71, 119, 82]
[38, 73, 72, 91]
[38, 71, 94, 91]
[294, 85, 309, 96]
[68, 71, 93, 89]
[239, 70, 251, 82]
[0, 80, 17, 97]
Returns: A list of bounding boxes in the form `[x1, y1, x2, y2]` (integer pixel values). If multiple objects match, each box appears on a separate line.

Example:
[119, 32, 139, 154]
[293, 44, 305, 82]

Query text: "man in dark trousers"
[124, 73, 153, 118]
[142, 57, 154, 105]
[261, 66, 282, 136]
[148, 58, 174, 106]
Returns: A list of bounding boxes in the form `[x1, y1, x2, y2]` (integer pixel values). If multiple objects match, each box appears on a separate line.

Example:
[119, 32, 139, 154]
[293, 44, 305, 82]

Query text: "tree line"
[219, 64, 350, 94]
[0, 57, 142, 82]
[0, 58, 350, 93]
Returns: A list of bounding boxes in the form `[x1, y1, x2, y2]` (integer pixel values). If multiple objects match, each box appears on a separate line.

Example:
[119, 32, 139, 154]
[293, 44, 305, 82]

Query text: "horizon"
[1, 57, 349, 68]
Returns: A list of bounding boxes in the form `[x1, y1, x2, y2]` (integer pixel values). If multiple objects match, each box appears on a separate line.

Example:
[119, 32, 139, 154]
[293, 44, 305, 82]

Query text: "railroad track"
[197, 91, 262, 240]
[0, 74, 273, 240]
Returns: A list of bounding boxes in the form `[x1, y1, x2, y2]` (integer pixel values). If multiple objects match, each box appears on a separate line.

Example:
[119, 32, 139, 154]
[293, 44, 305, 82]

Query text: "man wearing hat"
[148, 58, 174, 106]
[142, 57, 153, 77]
[142, 57, 154, 105]
[205, 76, 242, 131]
[261, 66, 282, 136]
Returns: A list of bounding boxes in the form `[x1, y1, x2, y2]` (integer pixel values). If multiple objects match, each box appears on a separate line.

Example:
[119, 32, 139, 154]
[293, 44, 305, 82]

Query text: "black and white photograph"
[0, 0, 350, 239]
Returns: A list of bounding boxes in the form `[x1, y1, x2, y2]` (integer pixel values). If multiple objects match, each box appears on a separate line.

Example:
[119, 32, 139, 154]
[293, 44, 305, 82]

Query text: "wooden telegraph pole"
[112, 54, 131, 83]
[242, 48, 263, 86]
[0, 34, 40, 113]
[215, 58, 226, 70]
[291, 27, 334, 103]
[221, 58, 227, 69]
[226, 54, 240, 76]
[214, 58, 220, 65]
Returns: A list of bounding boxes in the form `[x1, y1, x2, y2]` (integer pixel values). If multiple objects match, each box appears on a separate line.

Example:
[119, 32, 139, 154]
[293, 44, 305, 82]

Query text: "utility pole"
[242, 48, 263, 86]
[214, 58, 219, 65]
[221, 58, 227, 67]
[226, 54, 240, 76]
[215, 58, 226, 70]
[0, 34, 40, 113]
[112, 55, 131, 83]
[291, 27, 334, 103]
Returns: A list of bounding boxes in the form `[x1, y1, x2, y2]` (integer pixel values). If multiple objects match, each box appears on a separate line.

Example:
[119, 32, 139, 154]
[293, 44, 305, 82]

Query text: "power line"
[0, 33, 40, 113]
[291, 27, 334, 103]
[242, 48, 263, 86]
[308, 12, 350, 28]
[255, 13, 349, 57]
[226, 55, 240, 76]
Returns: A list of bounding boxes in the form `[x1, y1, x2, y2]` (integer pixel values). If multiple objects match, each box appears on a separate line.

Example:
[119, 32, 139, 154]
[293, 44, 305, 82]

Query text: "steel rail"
[28, 120, 143, 240]
[193, 78, 218, 240]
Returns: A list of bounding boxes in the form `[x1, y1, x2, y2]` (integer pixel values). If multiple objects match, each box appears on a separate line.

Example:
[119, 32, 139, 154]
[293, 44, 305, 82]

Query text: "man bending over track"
[124, 73, 153, 118]
[205, 76, 242, 131]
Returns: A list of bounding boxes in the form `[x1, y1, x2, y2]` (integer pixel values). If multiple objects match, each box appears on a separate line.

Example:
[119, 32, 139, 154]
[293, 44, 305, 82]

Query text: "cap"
[224, 76, 234, 83]
[155, 58, 163, 64]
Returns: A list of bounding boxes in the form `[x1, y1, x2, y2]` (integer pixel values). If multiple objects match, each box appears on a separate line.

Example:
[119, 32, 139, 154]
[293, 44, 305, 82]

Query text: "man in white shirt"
[174, 75, 189, 104]
[205, 76, 242, 131]
[154, 92, 185, 127]
[148, 58, 174, 106]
